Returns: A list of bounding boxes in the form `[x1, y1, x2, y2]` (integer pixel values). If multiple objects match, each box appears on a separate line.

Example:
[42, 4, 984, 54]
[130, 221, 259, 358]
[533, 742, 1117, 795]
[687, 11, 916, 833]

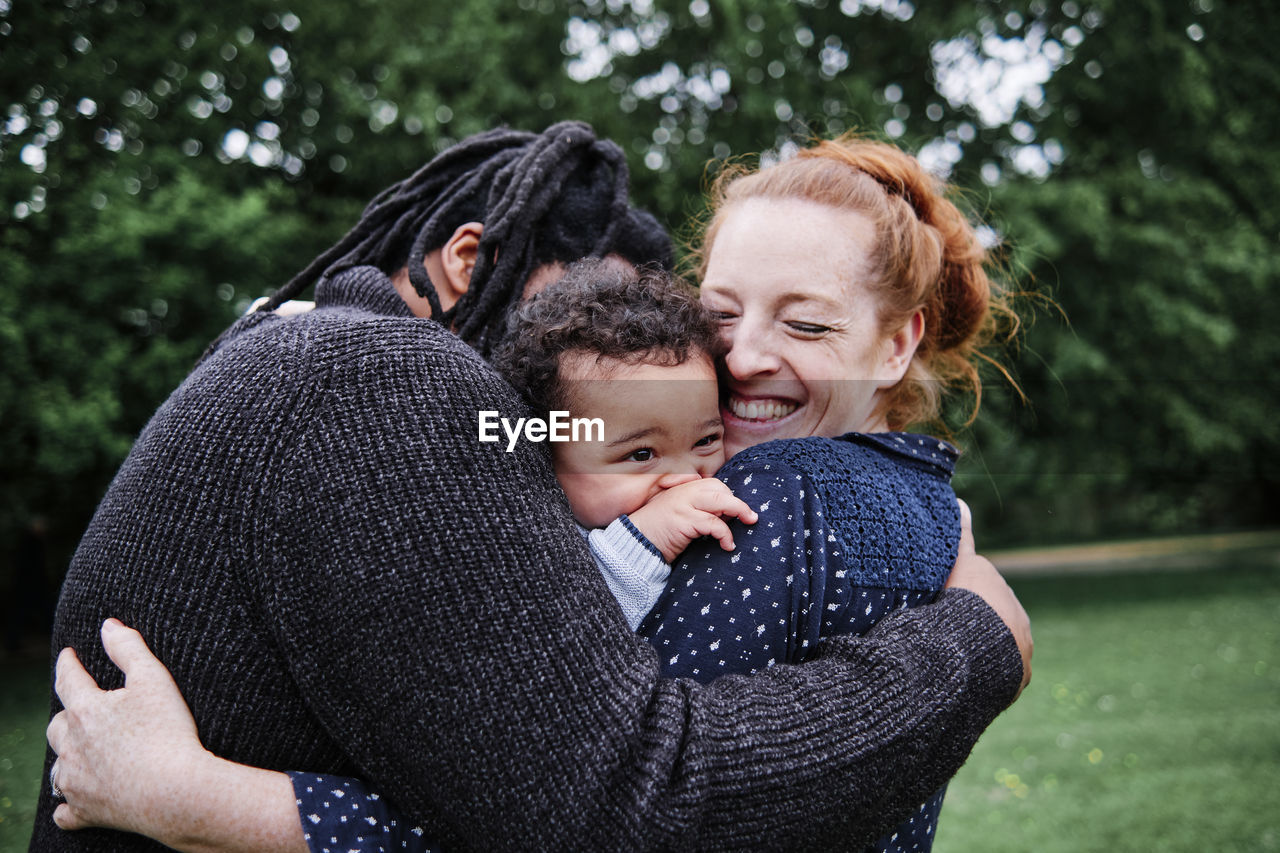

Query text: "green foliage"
[954, 0, 1280, 543]
[1, 0, 1277, 574]
[0, 154, 321, 567]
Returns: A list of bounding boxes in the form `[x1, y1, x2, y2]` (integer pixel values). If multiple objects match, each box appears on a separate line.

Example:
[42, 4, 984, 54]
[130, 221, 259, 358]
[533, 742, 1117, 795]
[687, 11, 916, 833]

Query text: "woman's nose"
[723, 325, 780, 380]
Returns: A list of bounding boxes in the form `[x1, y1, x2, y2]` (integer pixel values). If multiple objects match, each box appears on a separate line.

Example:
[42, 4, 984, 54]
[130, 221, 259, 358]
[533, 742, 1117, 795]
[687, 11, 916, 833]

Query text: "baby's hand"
[627, 477, 758, 562]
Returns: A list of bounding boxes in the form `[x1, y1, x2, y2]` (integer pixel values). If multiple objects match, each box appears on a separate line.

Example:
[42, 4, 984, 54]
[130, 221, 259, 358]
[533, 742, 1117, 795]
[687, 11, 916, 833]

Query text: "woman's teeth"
[728, 397, 798, 421]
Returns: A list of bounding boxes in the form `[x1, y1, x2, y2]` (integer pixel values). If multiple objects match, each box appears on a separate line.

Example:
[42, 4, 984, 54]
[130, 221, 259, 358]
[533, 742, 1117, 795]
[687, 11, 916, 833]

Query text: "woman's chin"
[722, 406, 804, 456]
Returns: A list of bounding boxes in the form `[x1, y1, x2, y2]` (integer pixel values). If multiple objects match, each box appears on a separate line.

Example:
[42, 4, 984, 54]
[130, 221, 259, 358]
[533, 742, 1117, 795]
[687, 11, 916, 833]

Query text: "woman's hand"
[945, 501, 1033, 698]
[46, 619, 306, 853]
[47, 619, 211, 836]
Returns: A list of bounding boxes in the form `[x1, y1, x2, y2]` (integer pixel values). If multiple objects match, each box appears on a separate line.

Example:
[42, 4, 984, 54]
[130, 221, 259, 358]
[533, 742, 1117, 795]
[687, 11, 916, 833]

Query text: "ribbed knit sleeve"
[584, 517, 671, 630]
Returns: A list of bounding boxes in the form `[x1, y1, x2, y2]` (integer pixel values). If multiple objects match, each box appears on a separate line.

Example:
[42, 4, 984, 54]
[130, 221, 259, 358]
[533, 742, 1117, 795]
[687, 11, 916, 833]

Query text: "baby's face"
[552, 350, 726, 529]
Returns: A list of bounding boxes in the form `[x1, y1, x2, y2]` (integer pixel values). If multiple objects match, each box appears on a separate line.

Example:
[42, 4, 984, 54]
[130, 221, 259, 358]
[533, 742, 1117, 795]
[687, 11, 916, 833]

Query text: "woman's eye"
[625, 448, 654, 462]
[787, 321, 831, 336]
[712, 310, 737, 323]
[694, 433, 722, 448]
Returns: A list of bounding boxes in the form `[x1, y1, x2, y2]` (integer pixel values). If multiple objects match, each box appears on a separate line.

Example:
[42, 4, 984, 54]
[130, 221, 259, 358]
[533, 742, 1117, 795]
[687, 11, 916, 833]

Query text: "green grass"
[937, 560, 1280, 853]
[2, 560, 1278, 852]
[0, 658, 49, 853]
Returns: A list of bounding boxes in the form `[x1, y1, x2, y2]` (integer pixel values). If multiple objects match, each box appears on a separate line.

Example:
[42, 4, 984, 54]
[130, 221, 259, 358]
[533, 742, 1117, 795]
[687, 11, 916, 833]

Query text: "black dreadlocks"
[259, 121, 671, 358]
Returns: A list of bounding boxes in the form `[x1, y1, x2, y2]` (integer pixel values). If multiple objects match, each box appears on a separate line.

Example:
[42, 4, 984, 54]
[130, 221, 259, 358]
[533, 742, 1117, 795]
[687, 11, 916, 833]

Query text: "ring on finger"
[50, 761, 64, 800]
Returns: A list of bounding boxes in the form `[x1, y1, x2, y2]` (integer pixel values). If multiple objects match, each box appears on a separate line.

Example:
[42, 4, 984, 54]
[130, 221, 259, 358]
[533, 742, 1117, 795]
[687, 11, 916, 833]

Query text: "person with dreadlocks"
[232, 122, 671, 353]
[37, 122, 1028, 852]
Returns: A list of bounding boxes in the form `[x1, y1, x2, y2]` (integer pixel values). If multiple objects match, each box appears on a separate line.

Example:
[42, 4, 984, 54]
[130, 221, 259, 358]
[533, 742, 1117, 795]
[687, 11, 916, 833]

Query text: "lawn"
[2, 559, 1277, 852]
[936, 559, 1280, 853]
[0, 656, 49, 853]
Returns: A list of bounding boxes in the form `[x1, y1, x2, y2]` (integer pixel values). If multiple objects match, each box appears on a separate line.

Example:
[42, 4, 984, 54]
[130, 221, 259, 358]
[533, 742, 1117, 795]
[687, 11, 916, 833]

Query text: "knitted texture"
[739, 432, 960, 591]
[640, 435, 958, 680]
[32, 266, 1023, 852]
[581, 518, 670, 630]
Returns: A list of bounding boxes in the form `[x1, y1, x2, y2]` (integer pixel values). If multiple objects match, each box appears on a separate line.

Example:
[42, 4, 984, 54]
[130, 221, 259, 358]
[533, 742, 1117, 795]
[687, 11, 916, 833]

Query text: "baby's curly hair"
[495, 258, 725, 415]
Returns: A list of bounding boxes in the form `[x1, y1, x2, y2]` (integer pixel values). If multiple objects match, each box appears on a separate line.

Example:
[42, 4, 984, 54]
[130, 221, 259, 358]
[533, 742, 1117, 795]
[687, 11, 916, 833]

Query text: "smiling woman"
[701, 196, 901, 456]
[695, 135, 1012, 456]
[631, 133, 1022, 853]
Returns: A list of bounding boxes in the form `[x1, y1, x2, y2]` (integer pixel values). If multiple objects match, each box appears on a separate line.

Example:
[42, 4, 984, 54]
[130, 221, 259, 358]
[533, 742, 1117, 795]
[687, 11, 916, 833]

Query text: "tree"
[2, 0, 1276, 593]
[963, 0, 1280, 541]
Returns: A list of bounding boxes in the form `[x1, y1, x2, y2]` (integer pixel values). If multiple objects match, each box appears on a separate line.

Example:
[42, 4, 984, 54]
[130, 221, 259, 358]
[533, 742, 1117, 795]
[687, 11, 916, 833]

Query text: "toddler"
[495, 257, 758, 628]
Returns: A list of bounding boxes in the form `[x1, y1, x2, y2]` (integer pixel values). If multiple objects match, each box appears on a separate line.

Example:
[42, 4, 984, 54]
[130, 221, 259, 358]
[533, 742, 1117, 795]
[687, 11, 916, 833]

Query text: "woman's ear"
[878, 309, 925, 387]
[437, 221, 484, 302]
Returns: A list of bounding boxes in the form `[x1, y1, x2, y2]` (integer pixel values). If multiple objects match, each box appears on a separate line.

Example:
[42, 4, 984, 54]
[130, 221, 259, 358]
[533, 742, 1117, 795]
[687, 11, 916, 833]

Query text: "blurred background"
[1, 0, 1277, 849]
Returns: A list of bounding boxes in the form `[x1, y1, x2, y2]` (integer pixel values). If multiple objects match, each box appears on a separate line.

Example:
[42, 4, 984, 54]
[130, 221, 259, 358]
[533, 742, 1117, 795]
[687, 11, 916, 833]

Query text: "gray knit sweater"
[32, 266, 1022, 852]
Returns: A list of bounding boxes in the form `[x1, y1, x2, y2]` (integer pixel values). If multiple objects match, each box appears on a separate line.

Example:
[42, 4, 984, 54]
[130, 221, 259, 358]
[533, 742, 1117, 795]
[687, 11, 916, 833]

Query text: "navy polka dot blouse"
[637, 432, 960, 853]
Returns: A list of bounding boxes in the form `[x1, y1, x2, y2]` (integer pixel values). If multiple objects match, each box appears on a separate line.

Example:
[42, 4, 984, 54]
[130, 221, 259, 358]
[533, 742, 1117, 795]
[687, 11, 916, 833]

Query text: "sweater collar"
[839, 431, 959, 475]
[315, 265, 414, 318]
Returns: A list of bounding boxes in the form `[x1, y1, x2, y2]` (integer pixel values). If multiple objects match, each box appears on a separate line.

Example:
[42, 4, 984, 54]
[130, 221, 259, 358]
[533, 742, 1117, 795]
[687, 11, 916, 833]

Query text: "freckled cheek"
[795, 347, 858, 384]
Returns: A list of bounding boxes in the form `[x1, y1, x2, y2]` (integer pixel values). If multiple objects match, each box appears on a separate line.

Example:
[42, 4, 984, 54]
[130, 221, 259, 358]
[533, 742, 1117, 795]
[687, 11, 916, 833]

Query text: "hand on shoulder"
[945, 500, 1033, 697]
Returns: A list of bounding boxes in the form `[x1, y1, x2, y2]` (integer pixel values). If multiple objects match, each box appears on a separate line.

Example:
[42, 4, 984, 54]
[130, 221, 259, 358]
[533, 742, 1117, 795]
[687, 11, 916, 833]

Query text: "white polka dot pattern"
[291, 774, 436, 853]
[637, 432, 960, 852]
